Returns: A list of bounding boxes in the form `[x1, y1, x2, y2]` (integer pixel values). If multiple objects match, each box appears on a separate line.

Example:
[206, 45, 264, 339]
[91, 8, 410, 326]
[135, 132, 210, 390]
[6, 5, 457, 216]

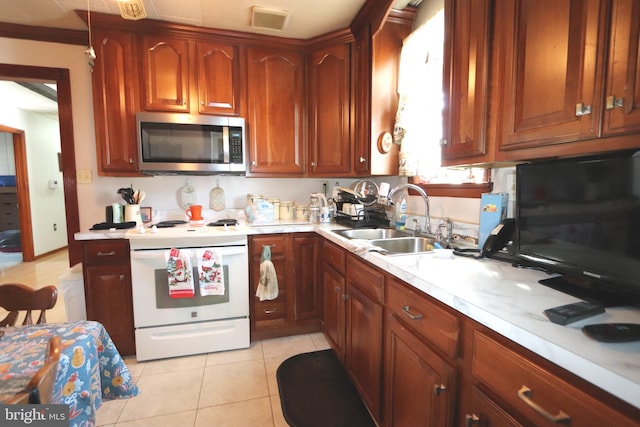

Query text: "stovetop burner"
[154, 220, 188, 228]
[208, 219, 238, 227]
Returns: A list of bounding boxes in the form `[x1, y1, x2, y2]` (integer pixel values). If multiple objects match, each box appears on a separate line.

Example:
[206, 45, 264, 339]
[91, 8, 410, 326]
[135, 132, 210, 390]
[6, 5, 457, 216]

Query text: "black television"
[516, 150, 640, 307]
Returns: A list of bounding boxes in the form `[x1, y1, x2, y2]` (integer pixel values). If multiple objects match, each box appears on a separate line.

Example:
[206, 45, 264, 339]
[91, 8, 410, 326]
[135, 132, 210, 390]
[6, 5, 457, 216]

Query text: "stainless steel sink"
[369, 237, 436, 255]
[334, 228, 412, 240]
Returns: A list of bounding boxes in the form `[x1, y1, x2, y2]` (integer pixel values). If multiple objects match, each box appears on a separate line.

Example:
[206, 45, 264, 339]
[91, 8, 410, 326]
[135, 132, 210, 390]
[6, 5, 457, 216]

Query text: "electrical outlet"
[321, 181, 329, 195]
[76, 169, 92, 184]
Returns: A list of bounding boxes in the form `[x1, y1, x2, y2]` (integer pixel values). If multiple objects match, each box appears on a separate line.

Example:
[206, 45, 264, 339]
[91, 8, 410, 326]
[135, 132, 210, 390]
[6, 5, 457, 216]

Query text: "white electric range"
[125, 221, 250, 361]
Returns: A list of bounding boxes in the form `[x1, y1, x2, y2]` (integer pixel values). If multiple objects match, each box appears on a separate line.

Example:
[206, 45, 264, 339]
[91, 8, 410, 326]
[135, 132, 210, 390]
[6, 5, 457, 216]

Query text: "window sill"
[408, 177, 493, 198]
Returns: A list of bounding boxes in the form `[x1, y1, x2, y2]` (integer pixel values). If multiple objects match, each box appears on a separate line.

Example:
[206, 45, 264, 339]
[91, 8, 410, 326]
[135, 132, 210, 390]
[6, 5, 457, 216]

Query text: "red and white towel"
[197, 248, 225, 296]
[166, 248, 195, 298]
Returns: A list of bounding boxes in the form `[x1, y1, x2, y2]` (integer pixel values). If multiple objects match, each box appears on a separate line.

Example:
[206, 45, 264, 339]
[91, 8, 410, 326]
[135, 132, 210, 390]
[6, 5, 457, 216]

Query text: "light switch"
[77, 169, 92, 184]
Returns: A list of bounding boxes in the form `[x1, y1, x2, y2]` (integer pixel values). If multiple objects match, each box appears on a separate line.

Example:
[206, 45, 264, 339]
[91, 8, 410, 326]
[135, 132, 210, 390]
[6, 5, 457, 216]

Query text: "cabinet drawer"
[472, 331, 637, 427]
[346, 255, 384, 303]
[251, 235, 287, 257]
[323, 240, 345, 274]
[254, 299, 286, 321]
[83, 240, 130, 265]
[386, 278, 459, 359]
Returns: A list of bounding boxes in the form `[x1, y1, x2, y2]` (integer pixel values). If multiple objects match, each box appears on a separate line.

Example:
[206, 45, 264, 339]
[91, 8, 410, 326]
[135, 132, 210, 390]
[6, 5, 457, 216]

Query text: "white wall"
[0, 101, 67, 255]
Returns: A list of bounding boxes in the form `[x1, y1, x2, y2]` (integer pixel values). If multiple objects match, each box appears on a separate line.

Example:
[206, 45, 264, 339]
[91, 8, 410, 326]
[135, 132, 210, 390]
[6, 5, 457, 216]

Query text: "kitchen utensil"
[117, 187, 135, 204]
[209, 180, 225, 211]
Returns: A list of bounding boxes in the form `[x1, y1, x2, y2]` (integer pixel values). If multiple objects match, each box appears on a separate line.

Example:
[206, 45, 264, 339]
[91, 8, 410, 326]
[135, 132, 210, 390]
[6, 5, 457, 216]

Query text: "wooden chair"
[0, 283, 58, 327]
[5, 336, 62, 404]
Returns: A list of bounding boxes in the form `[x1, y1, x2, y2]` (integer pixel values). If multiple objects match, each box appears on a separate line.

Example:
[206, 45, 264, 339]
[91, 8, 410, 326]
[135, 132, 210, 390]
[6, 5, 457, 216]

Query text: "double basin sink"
[334, 228, 440, 255]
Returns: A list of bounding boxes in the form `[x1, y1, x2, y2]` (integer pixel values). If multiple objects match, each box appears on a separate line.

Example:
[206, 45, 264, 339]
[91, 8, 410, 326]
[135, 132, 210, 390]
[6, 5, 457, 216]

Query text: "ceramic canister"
[268, 198, 280, 220]
[280, 201, 294, 220]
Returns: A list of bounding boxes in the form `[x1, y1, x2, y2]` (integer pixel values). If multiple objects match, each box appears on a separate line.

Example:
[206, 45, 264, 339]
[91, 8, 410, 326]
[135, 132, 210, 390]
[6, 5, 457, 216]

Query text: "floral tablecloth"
[0, 321, 139, 426]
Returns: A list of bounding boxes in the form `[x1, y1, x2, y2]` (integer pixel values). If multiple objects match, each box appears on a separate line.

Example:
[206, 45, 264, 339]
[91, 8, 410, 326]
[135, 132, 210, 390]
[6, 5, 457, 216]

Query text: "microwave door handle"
[222, 126, 230, 163]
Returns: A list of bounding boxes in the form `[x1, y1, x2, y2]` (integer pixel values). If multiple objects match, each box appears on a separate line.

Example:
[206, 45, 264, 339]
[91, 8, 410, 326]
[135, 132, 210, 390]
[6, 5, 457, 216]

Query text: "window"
[395, 5, 490, 197]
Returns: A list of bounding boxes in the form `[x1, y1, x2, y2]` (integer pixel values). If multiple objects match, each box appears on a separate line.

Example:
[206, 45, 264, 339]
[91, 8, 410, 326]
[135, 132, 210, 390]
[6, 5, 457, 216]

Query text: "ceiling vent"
[251, 6, 288, 31]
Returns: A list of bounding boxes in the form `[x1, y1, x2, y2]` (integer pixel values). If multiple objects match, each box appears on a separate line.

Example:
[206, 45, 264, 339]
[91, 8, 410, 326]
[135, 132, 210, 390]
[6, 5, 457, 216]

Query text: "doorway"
[0, 64, 81, 267]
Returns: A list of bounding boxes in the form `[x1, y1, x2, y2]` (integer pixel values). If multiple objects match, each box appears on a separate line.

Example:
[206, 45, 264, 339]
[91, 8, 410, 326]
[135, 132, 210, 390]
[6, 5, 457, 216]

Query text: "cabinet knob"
[575, 102, 592, 116]
[128, 158, 134, 164]
[311, 161, 317, 167]
[359, 157, 365, 163]
[439, 138, 448, 146]
[334, 286, 341, 293]
[464, 414, 480, 427]
[605, 95, 624, 110]
[433, 384, 447, 396]
[119, 274, 125, 280]
[517, 385, 571, 424]
[252, 161, 257, 166]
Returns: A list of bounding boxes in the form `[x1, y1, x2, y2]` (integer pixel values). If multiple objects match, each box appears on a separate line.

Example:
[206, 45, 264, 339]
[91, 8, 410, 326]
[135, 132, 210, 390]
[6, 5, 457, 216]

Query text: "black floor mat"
[276, 349, 376, 427]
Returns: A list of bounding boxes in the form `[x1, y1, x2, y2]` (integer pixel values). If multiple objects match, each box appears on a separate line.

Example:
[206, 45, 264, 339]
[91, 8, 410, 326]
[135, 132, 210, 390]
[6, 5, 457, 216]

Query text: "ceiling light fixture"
[118, 0, 147, 21]
[251, 6, 288, 31]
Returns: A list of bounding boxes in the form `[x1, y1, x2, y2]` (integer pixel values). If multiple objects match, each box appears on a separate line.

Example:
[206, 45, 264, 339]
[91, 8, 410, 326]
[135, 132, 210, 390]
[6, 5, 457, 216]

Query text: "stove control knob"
[137, 225, 146, 234]
[151, 225, 158, 233]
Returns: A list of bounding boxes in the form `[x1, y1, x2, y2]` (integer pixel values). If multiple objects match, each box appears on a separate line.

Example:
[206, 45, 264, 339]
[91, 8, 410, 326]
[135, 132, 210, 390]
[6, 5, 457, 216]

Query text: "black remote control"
[582, 323, 640, 343]
[543, 301, 605, 325]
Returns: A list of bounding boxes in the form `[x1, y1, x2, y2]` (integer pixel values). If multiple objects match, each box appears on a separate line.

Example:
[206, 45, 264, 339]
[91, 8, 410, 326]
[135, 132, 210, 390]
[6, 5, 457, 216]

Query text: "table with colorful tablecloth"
[0, 320, 139, 426]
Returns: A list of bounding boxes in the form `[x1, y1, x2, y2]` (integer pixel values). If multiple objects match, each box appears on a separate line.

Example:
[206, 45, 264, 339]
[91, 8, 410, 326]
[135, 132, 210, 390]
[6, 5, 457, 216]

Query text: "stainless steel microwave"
[136, 112, 246, 175]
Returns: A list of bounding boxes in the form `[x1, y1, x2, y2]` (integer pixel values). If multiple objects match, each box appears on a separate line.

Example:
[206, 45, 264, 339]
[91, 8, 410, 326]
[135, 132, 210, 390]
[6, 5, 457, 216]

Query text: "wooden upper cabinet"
[442, 0, 492, 164]
[196, 41, 240, 116]
[498, 0, 603, 151]
[246, 47, 305, 175]
[308, 42, 352, 175]
[602, 0, 640, 136]
[91, 29, 139, 175]
[141, 36, 190, 112]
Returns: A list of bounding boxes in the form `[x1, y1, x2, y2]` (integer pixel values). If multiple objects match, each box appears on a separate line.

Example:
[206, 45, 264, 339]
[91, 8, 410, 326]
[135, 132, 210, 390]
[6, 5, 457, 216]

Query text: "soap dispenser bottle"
[395, 190, 407, 231]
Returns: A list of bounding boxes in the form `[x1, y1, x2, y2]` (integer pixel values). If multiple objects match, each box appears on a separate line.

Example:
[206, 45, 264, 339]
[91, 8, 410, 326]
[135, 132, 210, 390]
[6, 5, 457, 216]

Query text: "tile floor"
[1, 249, 329, 426]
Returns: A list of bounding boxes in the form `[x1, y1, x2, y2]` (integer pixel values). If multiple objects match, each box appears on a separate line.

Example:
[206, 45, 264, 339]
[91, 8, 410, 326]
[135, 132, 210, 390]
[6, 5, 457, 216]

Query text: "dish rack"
[334, 190, 389, 228]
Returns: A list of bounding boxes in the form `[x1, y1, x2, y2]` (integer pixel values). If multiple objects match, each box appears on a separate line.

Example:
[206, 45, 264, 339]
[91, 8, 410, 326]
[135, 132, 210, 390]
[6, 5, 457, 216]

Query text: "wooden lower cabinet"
[249, 233, 322, 340]
[384, 314, 456, 427]
[345, 254, 385, 422]
[319, 237, 639, 427]
[81, 239, 135, 356]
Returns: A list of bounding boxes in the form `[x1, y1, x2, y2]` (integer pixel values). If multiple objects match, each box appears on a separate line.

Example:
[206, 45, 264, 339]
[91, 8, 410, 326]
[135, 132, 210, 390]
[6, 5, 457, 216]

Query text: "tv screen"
[516, 150, 640, 307]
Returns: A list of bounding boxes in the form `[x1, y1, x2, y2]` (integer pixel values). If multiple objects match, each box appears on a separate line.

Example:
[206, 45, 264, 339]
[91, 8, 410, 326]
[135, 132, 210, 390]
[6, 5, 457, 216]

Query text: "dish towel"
[197, 248, 225, 296]
[166, 248, 195, 298]
[256, 245, 279, 301]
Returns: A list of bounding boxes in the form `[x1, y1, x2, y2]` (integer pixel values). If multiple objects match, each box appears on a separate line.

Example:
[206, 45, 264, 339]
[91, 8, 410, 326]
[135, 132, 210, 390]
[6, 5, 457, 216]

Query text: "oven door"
[130, 245, 248, 328]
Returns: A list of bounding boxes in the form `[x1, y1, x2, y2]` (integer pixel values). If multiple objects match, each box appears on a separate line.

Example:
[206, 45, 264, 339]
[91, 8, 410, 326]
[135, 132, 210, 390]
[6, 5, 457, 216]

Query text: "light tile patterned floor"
[1, 249, 329, 426]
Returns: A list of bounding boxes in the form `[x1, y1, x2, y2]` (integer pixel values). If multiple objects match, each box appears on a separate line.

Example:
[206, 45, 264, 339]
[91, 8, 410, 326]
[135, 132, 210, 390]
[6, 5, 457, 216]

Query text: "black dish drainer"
[334, 191, 390, 228]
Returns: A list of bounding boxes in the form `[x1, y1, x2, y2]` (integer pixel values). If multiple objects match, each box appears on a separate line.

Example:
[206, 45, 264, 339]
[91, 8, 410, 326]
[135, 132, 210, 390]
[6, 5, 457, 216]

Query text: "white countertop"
[316, 227, 640, 410]
[75, 223, 640, 409]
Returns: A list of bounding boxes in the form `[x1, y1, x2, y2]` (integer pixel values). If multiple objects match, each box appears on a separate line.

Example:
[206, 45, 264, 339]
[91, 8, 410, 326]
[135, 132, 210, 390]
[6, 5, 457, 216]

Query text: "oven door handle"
[130, 246, 248, 260]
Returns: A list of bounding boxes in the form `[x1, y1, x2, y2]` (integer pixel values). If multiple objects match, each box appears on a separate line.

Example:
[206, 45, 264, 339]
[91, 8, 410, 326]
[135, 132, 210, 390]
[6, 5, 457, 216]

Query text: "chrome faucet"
[387, 183, 433, 236]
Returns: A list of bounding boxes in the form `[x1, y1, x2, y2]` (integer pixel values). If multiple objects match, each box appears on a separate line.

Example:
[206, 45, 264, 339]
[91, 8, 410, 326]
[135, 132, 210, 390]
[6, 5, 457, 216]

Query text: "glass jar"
[267, 198, 280, 220]
[280, 201, 294, 220]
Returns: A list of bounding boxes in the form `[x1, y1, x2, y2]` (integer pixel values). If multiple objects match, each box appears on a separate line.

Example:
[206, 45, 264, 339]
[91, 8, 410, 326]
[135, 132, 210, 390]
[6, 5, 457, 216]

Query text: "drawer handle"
[402, 305, 423, 320]
[434, 384, 446, 396]
[96, 251, 115, 257]
[517, 385, 571, 424]
[264, 309, 277, 314]
[464, 414, 480, 427]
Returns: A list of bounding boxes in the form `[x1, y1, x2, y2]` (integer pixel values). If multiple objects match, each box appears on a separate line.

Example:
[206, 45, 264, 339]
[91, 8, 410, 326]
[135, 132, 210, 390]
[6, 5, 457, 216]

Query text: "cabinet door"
[249, 235, 289, 336]
[346, 283, 383, 421]
[91, 29, 139, 175]
[84, 265, 135, 355]
[308, 43, 351, 175]
[141, 36, 190, 112]
[442, 0, 492, 163]
[196, 41, 240, 116]
[323, 264, 345, 361]
[383, 314, 456, 427]
[247, 47, 305, 175]
[354, 28, 372, 174]
[292, 235, 321, 320]
[498, 0, 602, 151]
[602, 0, 640, 136]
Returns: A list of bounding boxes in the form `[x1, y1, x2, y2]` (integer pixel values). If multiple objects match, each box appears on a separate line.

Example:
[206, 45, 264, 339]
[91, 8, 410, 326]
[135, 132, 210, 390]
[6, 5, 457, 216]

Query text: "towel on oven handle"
[166, 248, 195, 298]
[197, 248, 225, 296]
